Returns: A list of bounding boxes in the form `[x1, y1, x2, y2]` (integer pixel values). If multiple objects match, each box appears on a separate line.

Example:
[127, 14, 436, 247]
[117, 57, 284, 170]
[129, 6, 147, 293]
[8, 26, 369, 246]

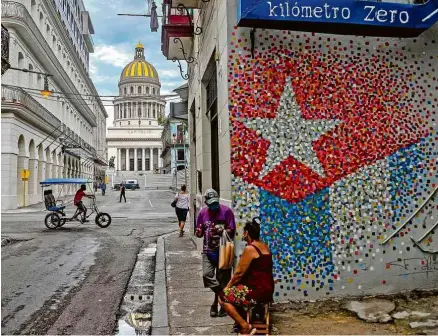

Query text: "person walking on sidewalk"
[174, 184, 189, 237]
[195, 188, 236, 318]
[119, 183, 126, 203]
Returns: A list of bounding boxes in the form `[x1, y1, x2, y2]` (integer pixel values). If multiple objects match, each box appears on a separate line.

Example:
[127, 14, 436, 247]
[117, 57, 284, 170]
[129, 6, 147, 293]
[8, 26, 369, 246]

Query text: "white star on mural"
[241, 78, 340, 178]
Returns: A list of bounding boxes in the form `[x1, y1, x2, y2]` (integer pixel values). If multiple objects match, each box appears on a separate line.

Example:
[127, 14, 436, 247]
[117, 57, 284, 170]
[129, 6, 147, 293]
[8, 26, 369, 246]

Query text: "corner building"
[160, 0, 438, 300]
[1, 0, 107, 210]
[107, 44, 165, 173]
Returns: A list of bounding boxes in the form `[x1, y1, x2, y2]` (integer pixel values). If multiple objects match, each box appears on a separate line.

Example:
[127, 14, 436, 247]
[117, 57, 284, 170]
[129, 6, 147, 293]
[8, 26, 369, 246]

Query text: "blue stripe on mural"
[387, 138, 432, 231]
[259, 188, 334, 297]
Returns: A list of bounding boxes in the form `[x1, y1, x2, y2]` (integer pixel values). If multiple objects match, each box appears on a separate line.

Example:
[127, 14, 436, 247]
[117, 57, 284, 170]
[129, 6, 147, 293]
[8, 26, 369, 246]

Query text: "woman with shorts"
[174, 184, 189, 237]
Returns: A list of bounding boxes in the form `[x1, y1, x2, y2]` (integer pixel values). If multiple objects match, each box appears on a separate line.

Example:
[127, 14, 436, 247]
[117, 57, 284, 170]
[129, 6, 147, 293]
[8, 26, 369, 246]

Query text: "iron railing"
[1, 85, 62, 128]
[1, 24, 10, 75]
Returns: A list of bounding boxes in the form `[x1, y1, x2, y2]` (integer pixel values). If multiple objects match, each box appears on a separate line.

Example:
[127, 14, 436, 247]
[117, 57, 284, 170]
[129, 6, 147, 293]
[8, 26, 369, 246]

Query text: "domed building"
[107, 43, 166, 174]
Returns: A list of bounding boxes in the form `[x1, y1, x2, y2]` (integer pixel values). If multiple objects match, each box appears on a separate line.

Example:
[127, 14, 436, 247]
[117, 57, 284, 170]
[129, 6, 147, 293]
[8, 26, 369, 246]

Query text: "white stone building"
[1, 0, 107, 210]
[107, 43, 165, 174]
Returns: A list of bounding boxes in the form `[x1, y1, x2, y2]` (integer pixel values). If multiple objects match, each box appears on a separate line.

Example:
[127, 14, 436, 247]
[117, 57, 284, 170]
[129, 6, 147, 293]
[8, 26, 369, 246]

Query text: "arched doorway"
[17, 135, 26, 207]
[28, 139, 37, 204]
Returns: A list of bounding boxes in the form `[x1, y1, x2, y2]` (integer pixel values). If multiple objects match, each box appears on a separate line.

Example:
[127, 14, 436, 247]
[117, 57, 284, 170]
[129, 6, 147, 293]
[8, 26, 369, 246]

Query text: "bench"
[44, 190, 65, 212]
[247, 303, 270, 335]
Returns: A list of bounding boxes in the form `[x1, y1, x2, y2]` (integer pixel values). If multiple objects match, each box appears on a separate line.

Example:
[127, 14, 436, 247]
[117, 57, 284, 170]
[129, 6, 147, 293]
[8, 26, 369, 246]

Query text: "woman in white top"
[174, 184, 190, 237]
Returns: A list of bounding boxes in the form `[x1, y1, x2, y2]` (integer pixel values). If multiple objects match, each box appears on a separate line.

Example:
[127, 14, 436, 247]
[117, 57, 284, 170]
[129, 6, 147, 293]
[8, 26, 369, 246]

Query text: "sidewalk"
[162, 233, 234, 335]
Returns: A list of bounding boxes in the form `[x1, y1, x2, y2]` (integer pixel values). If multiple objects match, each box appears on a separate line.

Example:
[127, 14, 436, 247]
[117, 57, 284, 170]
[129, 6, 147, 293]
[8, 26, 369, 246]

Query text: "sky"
[84, 0, 185, 128]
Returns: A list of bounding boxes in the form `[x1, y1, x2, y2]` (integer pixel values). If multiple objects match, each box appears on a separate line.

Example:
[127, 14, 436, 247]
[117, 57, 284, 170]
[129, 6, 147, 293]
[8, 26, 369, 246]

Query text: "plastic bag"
[219, 231, 234, 269]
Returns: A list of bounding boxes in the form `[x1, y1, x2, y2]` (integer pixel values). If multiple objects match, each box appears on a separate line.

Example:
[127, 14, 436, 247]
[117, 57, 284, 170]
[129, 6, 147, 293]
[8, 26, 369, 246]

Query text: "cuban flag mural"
[229, 28, 438, 299]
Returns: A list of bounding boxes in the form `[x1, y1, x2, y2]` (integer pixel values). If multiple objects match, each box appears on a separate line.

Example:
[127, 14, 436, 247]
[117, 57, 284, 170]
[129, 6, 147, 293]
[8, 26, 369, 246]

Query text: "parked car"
[114, 183, 121, 191]
[124, 180, 140, 190]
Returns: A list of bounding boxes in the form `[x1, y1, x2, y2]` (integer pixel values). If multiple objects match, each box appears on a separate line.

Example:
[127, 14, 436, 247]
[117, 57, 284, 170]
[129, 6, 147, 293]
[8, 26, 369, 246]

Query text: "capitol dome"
[119, 43, 159, 83]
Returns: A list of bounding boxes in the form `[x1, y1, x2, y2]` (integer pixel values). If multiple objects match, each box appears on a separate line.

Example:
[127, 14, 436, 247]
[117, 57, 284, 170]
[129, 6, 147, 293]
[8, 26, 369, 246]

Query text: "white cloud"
[91, 74, 120, 84]
[91, 44, 132, 68]
[158, 69, 181, 78]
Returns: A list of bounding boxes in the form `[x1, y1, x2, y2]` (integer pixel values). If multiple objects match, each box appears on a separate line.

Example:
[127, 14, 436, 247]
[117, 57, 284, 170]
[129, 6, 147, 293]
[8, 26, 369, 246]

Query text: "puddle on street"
[117, 313, 151, 335]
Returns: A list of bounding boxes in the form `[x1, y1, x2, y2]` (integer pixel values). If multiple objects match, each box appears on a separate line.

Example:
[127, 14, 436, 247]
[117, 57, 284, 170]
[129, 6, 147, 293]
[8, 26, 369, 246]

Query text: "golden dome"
[121, 60, 159, 80]
[120, 43, 159, 81]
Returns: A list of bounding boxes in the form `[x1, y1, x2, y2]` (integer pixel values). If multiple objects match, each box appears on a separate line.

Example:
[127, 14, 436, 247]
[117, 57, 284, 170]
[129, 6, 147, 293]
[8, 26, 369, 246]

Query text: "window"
[138, 87, 142, 94]
[177, 149, 185, 161]
[138, 108, 141, 117]
[130, 86, 134, 94]
[124, 88, 127, 94]
[128, 121, 130, 125]
[28, 64, 34, 87]
[152, 88, 155, 95]
[146, 87, 150, 94]
[149, 121, 151, 125]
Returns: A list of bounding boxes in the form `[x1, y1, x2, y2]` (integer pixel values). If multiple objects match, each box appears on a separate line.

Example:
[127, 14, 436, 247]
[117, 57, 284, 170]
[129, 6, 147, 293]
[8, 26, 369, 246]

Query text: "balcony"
[161, 0, 194, 60]
[1, 24, 10, 75]
[1, 85, 62, 131]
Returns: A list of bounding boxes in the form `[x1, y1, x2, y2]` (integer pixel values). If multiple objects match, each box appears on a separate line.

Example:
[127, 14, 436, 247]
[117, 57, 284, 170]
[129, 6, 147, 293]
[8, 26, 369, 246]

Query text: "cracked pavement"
[1, 189, 177, 335]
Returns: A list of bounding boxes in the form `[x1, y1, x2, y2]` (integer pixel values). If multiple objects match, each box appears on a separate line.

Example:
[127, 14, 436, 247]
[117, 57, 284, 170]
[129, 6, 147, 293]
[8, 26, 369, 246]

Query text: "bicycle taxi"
[40, 178, 111, 229]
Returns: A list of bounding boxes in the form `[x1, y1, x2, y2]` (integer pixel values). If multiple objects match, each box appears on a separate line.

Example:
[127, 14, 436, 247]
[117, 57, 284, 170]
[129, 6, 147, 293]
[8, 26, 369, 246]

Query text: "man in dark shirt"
[196, 189, 236, 318]
[73, 184, 93, 223]
[119, 183, 126, 203]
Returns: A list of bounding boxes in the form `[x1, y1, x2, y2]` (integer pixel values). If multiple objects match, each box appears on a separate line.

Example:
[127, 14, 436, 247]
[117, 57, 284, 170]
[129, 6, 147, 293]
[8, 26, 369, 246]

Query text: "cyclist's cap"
[204, 188, 219, 205]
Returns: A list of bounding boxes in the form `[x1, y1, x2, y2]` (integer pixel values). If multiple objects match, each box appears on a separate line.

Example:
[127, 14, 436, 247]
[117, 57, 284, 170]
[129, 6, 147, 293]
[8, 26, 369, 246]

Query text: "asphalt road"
[1, 189, 177, 335]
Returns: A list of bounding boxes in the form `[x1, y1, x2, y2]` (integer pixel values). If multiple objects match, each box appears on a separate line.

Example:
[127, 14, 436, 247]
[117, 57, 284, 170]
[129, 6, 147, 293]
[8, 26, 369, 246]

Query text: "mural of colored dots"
[229, 28, 438, 299]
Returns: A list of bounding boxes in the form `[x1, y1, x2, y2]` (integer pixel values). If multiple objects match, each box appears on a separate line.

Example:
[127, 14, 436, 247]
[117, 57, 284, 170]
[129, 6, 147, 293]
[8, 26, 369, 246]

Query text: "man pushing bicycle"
[73, 184, 95, 223]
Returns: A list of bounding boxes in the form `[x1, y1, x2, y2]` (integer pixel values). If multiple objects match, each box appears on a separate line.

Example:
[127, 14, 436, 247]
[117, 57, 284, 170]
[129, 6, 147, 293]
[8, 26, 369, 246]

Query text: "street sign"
[21, 169, 30, 180]
[237, 0, 438, 37]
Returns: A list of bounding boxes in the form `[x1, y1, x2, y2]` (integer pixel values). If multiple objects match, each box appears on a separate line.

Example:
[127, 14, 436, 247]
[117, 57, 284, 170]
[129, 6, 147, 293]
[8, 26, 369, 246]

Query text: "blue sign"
[237, 0, 438, 37]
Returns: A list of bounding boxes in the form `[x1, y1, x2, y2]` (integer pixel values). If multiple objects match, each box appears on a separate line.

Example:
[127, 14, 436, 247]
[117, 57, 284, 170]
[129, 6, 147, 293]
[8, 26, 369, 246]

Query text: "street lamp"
[40, 76, 52, 98]
[9, 67, 53, 97]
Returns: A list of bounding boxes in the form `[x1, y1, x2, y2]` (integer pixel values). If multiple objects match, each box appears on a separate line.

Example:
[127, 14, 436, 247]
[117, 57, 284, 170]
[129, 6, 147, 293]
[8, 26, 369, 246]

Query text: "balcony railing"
[162, 3, 193, 26]
[1, 85, 62, 128]
[1, 24, 10, 75]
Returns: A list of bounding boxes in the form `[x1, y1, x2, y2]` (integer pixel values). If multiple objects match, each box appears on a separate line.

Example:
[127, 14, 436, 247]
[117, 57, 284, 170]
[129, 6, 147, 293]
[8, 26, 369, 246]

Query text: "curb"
[151, 235, 170, 335]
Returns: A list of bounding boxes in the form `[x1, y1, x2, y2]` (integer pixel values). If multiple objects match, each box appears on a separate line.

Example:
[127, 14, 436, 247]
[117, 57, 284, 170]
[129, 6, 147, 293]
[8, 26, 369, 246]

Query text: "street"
[1, 189, 177, 335]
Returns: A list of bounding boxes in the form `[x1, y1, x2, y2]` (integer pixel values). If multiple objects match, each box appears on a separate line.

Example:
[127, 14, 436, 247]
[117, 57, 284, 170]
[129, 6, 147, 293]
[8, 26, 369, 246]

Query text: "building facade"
[107, 44, 165, 174]
[1, 0, 107, 210]
[161, 0, 438, 300]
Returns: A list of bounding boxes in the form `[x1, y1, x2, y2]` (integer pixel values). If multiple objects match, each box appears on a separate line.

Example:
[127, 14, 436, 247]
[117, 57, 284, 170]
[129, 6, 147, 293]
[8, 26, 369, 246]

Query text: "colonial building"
[1, 0, 107, 210]
[107, 43, 165, 174]
[160, 0, 438, 300]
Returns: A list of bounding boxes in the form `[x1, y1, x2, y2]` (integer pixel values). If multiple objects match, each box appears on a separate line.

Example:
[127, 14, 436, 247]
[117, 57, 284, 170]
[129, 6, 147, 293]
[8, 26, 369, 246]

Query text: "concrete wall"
[226, 1, 438, 300]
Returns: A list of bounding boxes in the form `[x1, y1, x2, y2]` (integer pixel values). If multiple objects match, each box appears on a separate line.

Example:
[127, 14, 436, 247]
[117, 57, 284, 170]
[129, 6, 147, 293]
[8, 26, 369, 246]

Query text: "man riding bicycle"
[73, 184, 94, 223]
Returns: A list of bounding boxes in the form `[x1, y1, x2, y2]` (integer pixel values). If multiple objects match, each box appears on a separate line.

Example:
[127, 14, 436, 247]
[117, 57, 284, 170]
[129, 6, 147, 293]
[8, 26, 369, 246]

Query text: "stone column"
[150, 148, 153, 171]
[134, 148, 138, 171]
[142, 148, 146, 172]
[117, 148, 121, 170]
[125, 148, 130, 171]
[158, 148, 162, 169]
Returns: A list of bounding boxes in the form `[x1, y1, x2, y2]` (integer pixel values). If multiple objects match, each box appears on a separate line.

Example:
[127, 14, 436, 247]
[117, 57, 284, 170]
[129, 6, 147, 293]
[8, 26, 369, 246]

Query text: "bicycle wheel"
[95, 212, 111, 228]
[58, 218, 67, 227]
[45, 213, 60, 229]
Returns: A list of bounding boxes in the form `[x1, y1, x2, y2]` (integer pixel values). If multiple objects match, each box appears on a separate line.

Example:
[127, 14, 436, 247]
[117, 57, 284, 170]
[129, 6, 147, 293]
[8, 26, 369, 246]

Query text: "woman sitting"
[219, 218, 274, 335]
